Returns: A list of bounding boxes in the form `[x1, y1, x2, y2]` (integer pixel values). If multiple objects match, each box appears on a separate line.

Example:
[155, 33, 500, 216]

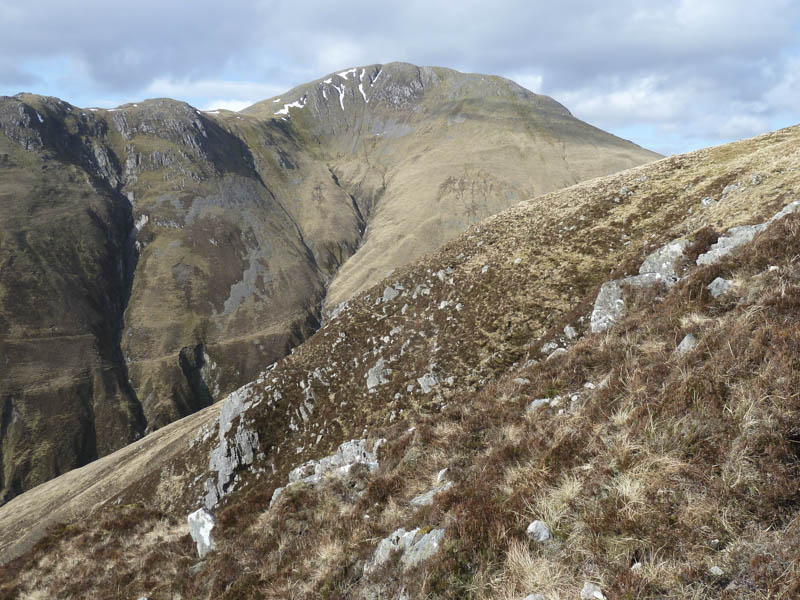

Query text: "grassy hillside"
[1, 125, 797, 598]
[0, 63, 658, 504]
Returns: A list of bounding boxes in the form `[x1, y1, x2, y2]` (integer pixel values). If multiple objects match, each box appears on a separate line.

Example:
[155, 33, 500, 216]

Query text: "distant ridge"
[0, 63, 658, 504]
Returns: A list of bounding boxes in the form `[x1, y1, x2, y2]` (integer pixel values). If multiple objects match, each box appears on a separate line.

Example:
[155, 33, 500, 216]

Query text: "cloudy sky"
[1, 0, 798, 155]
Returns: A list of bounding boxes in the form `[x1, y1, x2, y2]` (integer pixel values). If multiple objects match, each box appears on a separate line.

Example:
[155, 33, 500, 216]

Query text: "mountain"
[1, 124, 798, 599]
[0, 63, 659, 504]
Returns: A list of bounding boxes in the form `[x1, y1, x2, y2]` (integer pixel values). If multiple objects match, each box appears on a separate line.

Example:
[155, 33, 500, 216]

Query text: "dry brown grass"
[3, 127, 800, 599]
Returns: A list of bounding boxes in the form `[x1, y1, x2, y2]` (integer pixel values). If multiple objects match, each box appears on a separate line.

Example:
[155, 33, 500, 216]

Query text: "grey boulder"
[590, 273, 666, 333]
[639, 239, 689, 280]
[187, 508, 216, 558]
[526, 519, 552, 542]
[708, 277, 732, 298]
[676, 333, 698, 355]
[367, 527, 446, 573]
[580, 581, 606, 600]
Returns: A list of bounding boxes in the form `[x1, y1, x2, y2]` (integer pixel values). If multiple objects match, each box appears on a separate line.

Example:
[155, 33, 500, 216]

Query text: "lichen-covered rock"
[367, 527, 446, 573]
[697, 201, 799, 266]
[187, 508, 216, 558]
[271, 438, 385, 502]
[697, 224, 765, 266]
[639, 239, 689, 280]
[708, 277, 732, 298]
[366, 359, 392, 390]
[590, 273, 666, 333]
[204, 384, 261, 509]
[416, 372, 438, 393]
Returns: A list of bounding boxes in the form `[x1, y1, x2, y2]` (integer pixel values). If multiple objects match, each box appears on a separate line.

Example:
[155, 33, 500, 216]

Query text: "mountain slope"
[0, 63, 658, 503]
[1, 124, 798, 599]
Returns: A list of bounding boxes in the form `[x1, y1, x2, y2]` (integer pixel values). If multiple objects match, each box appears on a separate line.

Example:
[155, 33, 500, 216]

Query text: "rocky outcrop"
[590, 272, 668, 333]
[367, 527, 446, 573]
[202, 383, 262, 509]
[270, 438, 385, 507]
[697, 200, 799, 266]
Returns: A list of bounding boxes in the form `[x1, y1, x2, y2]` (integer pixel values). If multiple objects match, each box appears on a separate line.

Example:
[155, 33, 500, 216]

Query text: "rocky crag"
[1, 124, 798, 599]
[0, 63, 658, 503]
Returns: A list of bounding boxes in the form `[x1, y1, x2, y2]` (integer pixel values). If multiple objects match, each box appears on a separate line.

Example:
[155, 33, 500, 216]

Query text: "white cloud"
[553, 76, 688, 126]
[714, 115, 770, 141]
[507, 73, 543, 94]
[199, 99, 256, 112]
[145, 78, 284, 103]
[0, 0, 798, 154]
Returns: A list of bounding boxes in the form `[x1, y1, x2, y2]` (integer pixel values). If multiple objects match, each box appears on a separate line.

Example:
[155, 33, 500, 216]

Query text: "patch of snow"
[35, 111, 43, 123]
[372, 68, 382, 85]
[323, 78, 332, 84]
[358, 69, 369, 102]
[275, 95, 307, 116]
[338, 68, 357, 80]
[272, 98, 281, 103]
[332, 84, 345, 110]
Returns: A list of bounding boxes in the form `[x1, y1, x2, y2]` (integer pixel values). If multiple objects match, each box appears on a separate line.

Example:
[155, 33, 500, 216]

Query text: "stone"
[541, 341, 559, 354]
[639, 239, 689, 280]
[417, 373, 438, 394]
[410, 481, 454, 508]
[400, 528, 445, 570]
[269, 486, 285, 508]
[522, 595, 545, 600]
[526, 520, 552, 542]
[527, 398, 551, 412]
[697, 225, 763, 266]
[187, 508, 216, 558]
[697, 201, 799, 266]
[288, 438, 385, 486]
[383, 286, 400, 302]
[590, 273, 666, 332]
[720, 183, 739, 200]
[547, 347, 567, 361]
[580, 581, 606, 600]
[366, 359, 392, 389]
[204, 383, 260, 509]
[768, 200, 799, 223]
[676, 333, 698, 355]
[514, 378, 531, 385]
[367, 527, 446, 572]
[707, 277, 732, 298]
[564, 324, 578, 339]
[701, 196, 715, 207]
[710, 565, 724, 577]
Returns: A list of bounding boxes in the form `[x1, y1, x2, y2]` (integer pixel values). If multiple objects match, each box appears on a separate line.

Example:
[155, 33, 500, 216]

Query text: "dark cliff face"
[0, 63, 659, 503]
[0, 99, 146, 501]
